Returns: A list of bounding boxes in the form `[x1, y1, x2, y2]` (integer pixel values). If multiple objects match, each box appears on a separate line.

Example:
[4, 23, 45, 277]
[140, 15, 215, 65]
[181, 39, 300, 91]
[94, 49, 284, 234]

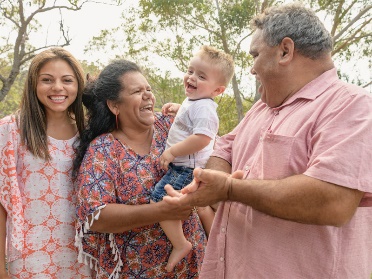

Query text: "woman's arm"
[89, 200, 193, 233]
[0, 204, 9, 278]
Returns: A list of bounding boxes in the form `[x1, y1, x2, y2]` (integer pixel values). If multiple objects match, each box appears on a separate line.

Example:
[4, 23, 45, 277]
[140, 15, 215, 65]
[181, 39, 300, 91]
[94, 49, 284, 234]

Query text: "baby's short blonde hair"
[196, 45, 235, 86]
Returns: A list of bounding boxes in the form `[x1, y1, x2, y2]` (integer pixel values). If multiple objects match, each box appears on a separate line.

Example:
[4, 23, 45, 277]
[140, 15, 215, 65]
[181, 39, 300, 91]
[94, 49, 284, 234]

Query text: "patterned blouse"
[0, 115, 91, 278]
[75, 113, 206, 279]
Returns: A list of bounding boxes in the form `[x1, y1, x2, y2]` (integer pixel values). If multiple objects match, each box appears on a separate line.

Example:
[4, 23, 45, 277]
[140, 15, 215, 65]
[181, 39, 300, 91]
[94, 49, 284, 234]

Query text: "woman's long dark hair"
[73, 59, 142, 177]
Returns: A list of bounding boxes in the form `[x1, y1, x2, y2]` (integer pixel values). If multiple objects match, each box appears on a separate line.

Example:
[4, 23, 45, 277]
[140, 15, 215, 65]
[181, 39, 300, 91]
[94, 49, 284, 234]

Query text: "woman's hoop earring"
[116, 114, 119, 130]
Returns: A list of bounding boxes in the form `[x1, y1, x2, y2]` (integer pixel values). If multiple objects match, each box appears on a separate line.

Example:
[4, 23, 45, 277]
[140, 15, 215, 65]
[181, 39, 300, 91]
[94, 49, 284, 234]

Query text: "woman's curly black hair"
[73, 60, 142, 177]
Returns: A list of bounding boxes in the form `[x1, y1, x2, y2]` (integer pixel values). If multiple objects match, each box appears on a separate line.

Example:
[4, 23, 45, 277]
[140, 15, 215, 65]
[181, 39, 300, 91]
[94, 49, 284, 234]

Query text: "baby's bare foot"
[165, 241, 192, 272]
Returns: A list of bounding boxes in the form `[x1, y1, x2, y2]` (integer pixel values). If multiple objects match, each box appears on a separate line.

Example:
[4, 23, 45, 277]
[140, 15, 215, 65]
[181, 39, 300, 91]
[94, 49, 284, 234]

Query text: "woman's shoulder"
[0, 114, 17, 126]
[154, 112, 173, 131]
[89, 133, 115, 148]
[0, 114, 19, 135]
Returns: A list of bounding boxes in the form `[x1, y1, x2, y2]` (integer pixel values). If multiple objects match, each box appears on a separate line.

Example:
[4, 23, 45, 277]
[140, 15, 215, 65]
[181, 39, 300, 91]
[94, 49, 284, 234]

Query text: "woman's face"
[117, 71, 156, 131]
[36, 59, 78, 116]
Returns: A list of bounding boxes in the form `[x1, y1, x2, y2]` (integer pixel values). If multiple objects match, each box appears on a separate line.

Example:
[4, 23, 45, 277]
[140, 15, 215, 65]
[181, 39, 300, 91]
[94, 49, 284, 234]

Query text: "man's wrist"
[225, 177, 233, 201]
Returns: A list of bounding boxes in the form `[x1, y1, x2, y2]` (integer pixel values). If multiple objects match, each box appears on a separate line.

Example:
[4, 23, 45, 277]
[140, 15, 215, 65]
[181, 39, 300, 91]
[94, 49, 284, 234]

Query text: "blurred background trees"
[1, 0, 371, 134]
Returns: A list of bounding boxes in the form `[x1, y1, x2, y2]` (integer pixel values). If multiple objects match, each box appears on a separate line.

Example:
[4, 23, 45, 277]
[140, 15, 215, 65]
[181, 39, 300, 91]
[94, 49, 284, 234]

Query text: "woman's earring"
[116, 114, 119, 130]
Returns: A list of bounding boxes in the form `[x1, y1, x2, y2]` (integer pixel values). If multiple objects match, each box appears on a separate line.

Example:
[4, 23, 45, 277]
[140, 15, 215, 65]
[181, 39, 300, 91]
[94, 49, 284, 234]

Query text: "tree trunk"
[231, 75, 244, 121]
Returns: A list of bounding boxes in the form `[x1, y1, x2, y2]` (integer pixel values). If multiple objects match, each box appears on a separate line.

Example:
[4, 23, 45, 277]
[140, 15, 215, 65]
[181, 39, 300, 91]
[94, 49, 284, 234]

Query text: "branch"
[363, 80, 371, 89]
[333, 4, 372, 42]
[330, 0, 344, 36]
[339, 0, 356, 20]
[332, 19, 372, 55]
[233, 31, 253, 57]
[177, 13, 218, 36]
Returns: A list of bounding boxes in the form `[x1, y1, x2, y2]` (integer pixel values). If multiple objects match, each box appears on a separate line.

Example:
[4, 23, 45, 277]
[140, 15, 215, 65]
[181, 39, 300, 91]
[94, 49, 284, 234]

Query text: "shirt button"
[221, 227, 226, 233]
[245, 166, 249, 171]
[220, 257, 224, 262]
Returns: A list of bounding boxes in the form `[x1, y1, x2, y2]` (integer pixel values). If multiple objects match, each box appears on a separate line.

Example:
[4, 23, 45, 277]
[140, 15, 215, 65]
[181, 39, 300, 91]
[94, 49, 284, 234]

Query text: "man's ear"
[279, 37, 294, 65]
[107, 100, 119, 115]
[213, 85, 226, 97]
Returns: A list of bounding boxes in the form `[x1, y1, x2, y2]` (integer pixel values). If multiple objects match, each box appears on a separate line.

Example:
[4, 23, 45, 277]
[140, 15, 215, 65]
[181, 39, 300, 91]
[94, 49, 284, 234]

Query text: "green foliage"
[0, 73, 24, 119]
[80, 60, 103, 78]
[146, 68, 253, 135]
[217, 93, 253, 135]
[146, 69, 185, 110]
[85, 0, 261, 121]
[218, 0, 256, 33]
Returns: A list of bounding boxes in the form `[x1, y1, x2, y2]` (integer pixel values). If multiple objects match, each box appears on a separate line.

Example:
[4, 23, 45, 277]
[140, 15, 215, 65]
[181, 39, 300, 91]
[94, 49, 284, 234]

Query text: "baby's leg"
[160, 219, 192, 272]
[196, 206, 215, 237]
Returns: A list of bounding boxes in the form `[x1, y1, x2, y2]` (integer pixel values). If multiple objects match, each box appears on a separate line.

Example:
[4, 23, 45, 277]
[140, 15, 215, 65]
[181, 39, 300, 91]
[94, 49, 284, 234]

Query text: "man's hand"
[163, 168, 244, 207]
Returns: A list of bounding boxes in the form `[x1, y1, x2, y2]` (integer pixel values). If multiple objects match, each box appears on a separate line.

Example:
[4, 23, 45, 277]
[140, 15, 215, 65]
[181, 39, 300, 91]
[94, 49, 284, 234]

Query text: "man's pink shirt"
[201, 68, 372, 278]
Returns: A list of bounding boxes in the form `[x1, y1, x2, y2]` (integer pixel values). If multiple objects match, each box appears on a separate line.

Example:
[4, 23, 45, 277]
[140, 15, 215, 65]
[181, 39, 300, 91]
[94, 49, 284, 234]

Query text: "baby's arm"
[160, 134, 211, 170]
[162, 103, 181, 116]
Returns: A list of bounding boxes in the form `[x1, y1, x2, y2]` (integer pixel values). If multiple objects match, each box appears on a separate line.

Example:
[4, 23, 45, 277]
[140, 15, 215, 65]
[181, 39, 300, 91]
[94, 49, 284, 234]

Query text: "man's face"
[249, 30, 284, 107]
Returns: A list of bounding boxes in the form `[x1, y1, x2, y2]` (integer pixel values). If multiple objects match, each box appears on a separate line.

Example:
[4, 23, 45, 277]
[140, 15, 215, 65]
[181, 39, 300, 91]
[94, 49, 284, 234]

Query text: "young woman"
[0, 48, 91, 278]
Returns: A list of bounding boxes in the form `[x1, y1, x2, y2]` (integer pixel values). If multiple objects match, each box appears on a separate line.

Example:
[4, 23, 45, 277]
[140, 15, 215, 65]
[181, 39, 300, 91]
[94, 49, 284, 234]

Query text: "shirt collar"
[277, 67, 338, 109]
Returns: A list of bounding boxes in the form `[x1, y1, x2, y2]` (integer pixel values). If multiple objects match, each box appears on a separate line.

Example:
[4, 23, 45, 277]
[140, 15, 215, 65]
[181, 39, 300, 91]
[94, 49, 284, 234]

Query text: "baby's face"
[183, 55, 224, 100]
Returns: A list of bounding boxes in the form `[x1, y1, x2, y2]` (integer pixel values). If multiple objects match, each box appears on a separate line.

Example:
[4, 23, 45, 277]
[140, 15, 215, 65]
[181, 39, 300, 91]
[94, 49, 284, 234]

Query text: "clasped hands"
[163, 167, 244, 207]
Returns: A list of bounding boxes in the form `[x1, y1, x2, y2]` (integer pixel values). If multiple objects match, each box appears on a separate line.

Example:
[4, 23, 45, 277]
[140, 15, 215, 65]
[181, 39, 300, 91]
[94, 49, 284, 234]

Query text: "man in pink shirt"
[164, 3, 372, 278]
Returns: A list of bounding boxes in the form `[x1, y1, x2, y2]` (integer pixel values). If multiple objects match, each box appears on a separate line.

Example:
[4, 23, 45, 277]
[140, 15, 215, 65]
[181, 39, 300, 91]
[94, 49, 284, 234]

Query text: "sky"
[33, 2, 124, 63]
[29, 1, 371, 93]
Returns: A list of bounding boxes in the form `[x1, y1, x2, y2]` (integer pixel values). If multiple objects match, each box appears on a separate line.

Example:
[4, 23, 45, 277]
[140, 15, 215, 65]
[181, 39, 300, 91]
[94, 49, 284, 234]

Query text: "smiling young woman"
[0, 47, 91, 278]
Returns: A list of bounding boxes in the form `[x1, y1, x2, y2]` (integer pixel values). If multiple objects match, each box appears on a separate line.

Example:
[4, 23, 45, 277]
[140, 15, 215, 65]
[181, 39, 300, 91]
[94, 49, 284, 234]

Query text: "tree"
[0, 0, 121, 102]
[309, 0, 371, 76]
[86, 0, 268, 122]
[0, 65, 24, 119]
[87, 0, 371, 123]
[144, 69, 185, 111]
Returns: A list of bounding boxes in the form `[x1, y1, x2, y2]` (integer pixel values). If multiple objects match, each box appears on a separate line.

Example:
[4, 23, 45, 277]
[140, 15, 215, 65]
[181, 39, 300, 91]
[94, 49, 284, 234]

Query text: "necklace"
[117, 127, 153, 155]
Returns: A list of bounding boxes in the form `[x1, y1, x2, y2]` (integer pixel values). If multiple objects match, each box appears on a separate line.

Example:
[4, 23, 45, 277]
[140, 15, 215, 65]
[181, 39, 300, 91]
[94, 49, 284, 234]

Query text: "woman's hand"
[158, 197, 193, 221]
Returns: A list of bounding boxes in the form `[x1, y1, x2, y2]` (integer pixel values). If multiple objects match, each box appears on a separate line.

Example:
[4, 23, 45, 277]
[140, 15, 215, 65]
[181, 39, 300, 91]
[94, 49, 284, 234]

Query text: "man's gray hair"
[251, 3, 333, 59]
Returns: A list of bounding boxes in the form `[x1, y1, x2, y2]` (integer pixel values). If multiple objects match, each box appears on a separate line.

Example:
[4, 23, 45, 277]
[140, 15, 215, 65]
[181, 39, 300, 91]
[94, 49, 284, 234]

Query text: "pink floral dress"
[75, 114, 206, 279]
[0, 115, 91, 278]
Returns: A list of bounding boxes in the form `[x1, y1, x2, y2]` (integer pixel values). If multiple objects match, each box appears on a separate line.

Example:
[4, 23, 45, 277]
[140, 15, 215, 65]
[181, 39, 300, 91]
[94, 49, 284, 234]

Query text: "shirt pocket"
[250, 132, 297, 180]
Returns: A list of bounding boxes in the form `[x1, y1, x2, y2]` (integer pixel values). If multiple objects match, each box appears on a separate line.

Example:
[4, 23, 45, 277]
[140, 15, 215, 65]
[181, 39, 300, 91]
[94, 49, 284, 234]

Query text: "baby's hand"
[162, 103, 181, 116]
[181, 178, 199, 194]
[160, 149, 175, 170]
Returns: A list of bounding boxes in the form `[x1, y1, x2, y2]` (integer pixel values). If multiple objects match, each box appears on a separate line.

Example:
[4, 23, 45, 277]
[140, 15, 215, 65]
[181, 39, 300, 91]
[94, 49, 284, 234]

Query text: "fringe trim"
[75, 205, 124, 279]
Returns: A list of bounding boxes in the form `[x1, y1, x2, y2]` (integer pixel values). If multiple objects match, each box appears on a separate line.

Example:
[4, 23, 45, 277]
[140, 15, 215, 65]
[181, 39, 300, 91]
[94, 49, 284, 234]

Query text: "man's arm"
[165, 167, 364, 227]
[205, 156, 231, 173]
[228, 173, 363, 226]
